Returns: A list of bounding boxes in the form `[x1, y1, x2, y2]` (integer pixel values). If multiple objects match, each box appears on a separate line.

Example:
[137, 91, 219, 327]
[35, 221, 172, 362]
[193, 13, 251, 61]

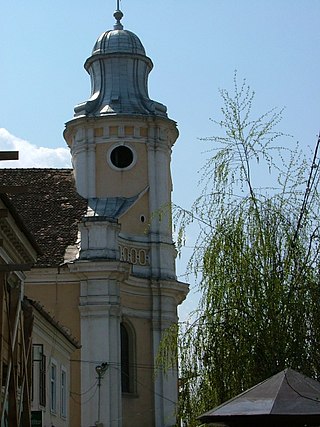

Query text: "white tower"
[64, 6, 188, 427]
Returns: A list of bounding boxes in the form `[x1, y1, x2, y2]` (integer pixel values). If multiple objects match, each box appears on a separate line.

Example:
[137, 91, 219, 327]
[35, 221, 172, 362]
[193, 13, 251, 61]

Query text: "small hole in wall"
[140, 215, 146, 223]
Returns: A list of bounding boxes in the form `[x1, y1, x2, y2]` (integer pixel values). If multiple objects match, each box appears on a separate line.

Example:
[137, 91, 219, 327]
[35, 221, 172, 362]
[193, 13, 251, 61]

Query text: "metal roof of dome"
[92, 29, 146, 56]
[92, 6, 146, 56]
[72, 3, 168, 118]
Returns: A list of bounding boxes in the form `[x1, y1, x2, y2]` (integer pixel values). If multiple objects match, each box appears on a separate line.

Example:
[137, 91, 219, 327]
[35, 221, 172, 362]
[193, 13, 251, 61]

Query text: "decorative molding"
[0, 219, 36, 264]
[119, 244, 149, 266]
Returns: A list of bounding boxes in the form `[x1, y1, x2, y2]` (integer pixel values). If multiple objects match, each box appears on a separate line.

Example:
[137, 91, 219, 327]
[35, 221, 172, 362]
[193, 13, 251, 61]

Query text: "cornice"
[0, 216, 37, 266]
[67, 259, 131, 280]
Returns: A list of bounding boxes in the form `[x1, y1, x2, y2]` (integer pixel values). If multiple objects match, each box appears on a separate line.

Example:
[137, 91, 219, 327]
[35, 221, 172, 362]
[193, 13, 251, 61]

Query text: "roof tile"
[0, 169, 88, 267]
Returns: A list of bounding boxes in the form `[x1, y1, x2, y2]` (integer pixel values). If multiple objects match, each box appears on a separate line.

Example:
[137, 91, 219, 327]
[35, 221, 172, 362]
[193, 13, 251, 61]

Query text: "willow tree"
[159, 76, 320, 426]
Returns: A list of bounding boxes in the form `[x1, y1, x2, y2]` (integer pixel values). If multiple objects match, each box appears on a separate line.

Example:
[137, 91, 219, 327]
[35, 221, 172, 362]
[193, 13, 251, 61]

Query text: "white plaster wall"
[31, 310, 76, 427]
[79, 277, 122, 427]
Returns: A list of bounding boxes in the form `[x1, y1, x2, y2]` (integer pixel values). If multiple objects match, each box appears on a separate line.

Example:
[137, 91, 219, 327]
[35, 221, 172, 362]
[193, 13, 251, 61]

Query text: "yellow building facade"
[3, 5, 188, 427]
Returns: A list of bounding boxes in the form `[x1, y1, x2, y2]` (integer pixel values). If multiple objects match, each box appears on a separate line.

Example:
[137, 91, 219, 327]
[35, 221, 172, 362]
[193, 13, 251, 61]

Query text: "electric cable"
[70, 383, 98, 406]
[70, 358, 172, 371]
[284, 372, 320, 404]
[113, 364, 178, 406]
[70, 379, 98, 397]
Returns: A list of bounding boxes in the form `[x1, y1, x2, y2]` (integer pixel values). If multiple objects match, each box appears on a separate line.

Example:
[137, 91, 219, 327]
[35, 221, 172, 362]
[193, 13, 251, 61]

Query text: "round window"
[110, 146, 134, 169]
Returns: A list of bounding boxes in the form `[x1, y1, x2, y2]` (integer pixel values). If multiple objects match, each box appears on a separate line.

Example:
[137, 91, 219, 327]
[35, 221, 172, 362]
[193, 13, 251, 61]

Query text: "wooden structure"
[0, 151, 38, 426]
[0, 195, 37, 426]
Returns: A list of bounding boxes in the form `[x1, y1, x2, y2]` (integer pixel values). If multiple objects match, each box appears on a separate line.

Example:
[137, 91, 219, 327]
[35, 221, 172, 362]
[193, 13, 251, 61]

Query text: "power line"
[70, 379, 98, 397]
[70, 384, 98, 406]
[70, 358, 170, 371]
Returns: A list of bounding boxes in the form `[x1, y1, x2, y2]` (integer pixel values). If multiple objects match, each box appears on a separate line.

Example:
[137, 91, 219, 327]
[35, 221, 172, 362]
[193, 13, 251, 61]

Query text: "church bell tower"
[64, 5, 188, 427]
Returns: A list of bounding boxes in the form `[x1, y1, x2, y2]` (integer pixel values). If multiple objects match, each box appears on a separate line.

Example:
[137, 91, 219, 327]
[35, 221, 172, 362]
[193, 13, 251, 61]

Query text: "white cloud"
[0, 128, 71, 168]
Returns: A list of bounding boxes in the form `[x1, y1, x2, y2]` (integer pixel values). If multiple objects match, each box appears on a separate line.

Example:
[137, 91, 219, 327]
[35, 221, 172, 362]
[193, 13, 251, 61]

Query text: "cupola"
[74, 7, 167, 118]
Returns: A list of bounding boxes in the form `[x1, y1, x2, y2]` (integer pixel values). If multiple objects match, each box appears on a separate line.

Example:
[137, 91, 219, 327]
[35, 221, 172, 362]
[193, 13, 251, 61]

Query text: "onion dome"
[74, 7, 167, 118]
[92, 29, 146, 56]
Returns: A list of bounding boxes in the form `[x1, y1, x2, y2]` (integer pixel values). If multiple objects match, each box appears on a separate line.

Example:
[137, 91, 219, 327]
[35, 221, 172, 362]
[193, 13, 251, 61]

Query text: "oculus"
[108, 145, 135, 170]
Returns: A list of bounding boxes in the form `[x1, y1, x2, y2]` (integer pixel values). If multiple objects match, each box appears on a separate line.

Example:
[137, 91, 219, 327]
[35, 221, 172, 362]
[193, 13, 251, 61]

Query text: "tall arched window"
[120, 322, 136, 394]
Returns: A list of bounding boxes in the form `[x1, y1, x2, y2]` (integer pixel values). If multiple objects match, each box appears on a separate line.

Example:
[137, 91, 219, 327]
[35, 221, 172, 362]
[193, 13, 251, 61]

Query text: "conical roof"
[199, 368, 320, 427]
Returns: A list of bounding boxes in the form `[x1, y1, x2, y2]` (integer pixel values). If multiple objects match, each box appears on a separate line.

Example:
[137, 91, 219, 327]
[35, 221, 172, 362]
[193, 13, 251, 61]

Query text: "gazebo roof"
[199, 368, 320, 426]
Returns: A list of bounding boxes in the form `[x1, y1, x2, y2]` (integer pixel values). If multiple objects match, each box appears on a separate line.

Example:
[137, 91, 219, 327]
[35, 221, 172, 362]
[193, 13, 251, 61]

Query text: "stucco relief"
[119, 244, 150, 266]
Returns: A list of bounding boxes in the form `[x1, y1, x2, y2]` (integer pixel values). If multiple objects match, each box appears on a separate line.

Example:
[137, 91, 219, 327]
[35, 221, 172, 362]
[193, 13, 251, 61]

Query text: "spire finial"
[113, 0, 124, 30]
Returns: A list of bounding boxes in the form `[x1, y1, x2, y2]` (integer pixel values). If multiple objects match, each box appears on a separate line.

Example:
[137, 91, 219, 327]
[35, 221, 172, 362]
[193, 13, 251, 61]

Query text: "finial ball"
[114, 10, 123, 22]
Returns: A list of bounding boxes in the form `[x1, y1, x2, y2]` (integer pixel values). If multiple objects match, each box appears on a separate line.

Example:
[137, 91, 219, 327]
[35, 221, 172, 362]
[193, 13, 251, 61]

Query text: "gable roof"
[0, 169, 88, 267]
[199, 368, 320, 426]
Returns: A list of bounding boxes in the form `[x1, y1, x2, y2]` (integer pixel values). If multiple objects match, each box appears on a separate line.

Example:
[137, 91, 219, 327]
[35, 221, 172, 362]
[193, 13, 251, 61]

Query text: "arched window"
[120, 322, 135, 394]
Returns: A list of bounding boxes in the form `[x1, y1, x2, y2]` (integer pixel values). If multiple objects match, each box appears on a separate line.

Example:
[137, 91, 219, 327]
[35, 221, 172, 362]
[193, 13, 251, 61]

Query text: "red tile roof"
[0, 169, 88, 267]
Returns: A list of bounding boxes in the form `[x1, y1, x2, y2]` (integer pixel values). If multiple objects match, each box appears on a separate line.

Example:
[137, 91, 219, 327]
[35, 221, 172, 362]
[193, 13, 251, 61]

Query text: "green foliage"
[169, 74, 320, 426]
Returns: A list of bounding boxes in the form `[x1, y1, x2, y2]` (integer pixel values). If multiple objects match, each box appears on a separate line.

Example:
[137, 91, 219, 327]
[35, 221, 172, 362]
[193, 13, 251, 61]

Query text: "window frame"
[39, 353, 46, 407]
[50, 359, 57, 414]
[60, 366, 67, 419]
[107, 143, 137, 171]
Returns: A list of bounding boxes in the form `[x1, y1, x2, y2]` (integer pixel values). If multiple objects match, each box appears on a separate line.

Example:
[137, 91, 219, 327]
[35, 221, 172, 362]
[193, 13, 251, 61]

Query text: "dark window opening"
[39, 354, 46, 407]
[2, 363, 8, 387]
[110, 146, 134, 169]
[121, 323, 130, 393]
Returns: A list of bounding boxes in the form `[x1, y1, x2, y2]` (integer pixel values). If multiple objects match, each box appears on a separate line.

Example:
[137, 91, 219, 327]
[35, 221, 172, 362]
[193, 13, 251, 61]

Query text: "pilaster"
[151, 279, 187, 427]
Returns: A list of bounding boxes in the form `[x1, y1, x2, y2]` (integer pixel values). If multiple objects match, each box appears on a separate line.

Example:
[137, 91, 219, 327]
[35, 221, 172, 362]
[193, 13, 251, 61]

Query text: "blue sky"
[1, 1, 320, 317]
